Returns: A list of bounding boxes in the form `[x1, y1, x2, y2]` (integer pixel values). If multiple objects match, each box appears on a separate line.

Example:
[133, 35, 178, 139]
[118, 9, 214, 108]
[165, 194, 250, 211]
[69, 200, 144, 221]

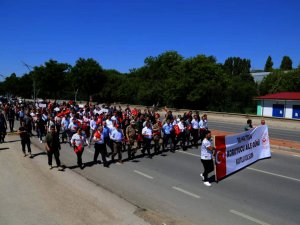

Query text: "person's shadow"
[0, 147, 10, 151]
[6, 140, 21, 143]
[30, 151, 46, 158]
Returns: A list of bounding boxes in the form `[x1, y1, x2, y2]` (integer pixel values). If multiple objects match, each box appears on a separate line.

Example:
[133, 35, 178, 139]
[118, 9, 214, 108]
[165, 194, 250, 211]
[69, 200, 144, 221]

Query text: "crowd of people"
[1, 100, 217, 186]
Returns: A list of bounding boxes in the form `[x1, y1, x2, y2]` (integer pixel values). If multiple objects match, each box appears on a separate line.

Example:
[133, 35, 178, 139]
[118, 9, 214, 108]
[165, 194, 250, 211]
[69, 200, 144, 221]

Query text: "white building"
[251, 72, 271, 83]
[255, 92, 300, 119]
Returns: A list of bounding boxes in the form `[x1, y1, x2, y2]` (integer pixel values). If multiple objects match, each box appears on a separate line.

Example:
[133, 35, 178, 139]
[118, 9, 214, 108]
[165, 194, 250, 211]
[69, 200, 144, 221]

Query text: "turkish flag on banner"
[215, 135, 227, 180]
[215, 125, 271, 181]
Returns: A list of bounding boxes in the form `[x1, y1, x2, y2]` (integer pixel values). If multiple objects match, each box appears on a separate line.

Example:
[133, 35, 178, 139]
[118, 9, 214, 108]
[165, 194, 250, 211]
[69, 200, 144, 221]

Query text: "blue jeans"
[37, 128, 45, 141]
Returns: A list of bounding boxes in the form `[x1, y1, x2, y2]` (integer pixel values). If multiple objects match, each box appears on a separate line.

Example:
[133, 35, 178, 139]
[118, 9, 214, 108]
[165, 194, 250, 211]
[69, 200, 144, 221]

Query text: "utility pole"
[22, 61, 36, 102]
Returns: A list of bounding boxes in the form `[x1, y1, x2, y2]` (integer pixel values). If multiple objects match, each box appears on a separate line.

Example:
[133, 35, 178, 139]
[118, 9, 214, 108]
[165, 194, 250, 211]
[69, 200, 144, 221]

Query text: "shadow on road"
[30, 151, 46, 158]
[5, 140, 21, 143]
[0, 147, 10, 151]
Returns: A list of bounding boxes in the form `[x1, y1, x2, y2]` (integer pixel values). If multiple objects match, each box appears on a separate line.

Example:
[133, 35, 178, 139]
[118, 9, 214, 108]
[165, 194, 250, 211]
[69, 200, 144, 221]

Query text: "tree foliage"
[1, 52, 297, 114]
[33, 60, 70, 99]
[264, 56, 273, 72]
[69, 58, 105, 101]
[259, 69, 300, 95]
[280, 56, 293, 70]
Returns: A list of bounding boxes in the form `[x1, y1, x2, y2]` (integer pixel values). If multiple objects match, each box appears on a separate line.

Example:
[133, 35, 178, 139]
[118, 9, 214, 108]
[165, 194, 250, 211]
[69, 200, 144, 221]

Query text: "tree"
[33, 60, 70, 99]
[259, 70, 300, 95]
[3, 73, 20, 97]
[264, 56, 273, 72]
[280, 56, 293, 70]
[223, 57, 251, 77]
[18, 73, 33, 98]
[223, 57, 257, 112]
[69, 58, 105, 101]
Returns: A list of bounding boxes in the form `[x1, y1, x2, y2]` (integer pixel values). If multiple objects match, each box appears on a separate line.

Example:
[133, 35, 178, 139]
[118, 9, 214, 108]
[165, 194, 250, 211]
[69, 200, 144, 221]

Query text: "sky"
[0, 0, 300, 77]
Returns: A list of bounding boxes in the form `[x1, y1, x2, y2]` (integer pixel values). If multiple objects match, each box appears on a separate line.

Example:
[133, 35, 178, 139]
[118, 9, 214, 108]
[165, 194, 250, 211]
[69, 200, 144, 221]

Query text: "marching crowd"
[1, 100, 216, 187]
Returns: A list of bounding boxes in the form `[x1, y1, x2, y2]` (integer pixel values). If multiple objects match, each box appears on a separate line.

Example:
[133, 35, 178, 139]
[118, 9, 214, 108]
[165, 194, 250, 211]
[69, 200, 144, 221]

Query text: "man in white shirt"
[109, 124, 123, 164]
[71, 127, 89, 169]
[106, 115, 114, 130]
[176, 118, 187, 151]
[200, 130, 215, 187]
[199, 114, 208, 143]
[89, 116, 97, 141]
[191, 114, 200, 147]
[142, 121, 153, 158]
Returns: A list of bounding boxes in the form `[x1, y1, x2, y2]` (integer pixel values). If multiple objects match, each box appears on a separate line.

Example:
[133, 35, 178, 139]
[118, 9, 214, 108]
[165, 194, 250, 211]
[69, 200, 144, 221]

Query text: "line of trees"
[264, 55, 296, 72]
[1, 52, 299, 113]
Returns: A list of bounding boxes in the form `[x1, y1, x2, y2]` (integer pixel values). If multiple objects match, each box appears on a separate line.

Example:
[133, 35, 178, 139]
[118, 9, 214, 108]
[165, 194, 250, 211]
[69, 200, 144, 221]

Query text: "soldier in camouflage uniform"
[126, 120, 137, 160]
[152, 119, 162, 155]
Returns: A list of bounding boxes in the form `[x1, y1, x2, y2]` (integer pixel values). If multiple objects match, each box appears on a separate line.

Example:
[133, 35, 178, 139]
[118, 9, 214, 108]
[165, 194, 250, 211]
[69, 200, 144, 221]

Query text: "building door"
[292, 105, 300, 119]
[272, 104, 284, 117]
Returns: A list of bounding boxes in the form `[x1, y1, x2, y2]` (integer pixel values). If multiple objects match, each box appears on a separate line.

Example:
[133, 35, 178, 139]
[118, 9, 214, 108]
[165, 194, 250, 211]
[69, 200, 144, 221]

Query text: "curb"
[271, 144, 300, 153]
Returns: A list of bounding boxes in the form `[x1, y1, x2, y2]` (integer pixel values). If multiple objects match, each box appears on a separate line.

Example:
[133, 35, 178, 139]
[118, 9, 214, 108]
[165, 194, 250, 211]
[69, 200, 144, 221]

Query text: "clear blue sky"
[1, 0, 299, 77]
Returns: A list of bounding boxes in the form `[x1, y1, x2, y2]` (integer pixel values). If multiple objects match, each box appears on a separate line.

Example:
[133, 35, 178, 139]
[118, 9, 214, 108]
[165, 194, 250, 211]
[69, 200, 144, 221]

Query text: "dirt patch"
[134, 208, 194, 225]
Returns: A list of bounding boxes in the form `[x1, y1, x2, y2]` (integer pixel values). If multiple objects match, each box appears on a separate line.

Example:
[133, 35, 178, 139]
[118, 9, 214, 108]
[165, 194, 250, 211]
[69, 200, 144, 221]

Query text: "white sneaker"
[203, 181, 211, 187]
[40, 140, 43, 143]
[200, 173, 204, 181]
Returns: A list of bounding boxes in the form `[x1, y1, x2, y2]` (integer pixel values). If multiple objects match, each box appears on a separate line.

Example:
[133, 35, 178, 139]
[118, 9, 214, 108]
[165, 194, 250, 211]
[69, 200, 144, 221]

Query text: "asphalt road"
[34, 136, 300, 225]
[208, 120, 300, 142]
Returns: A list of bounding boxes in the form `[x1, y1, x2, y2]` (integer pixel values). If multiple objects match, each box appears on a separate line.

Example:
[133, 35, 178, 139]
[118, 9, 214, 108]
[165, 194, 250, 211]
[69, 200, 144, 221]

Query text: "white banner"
[35, 103, 47, 108]
[215, 125, 271, 181]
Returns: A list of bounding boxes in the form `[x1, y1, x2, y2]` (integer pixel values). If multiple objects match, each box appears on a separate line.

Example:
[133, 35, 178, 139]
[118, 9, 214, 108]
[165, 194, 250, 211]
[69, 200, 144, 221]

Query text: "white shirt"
[191, 119, 199, 129]
[110, 129, 123, 142]
[142, 127, 152, 139]
[201, 138, 213, 160]
[90, 120, 97, 131]
[71, 133, 87, 147]
[106, 119, 113, 129]
[94, 109, 101, 115]
[177, 122, 185, 132]
[111, 116, 117, 121]
[199, 119, 208, 129]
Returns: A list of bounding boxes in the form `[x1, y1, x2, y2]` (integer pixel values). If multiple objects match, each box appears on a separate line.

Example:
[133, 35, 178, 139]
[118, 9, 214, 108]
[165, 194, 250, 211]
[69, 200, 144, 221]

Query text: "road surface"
[6, 119, 300, 225]
[208, 119, 300, 142]
[51, 128, 300, 225]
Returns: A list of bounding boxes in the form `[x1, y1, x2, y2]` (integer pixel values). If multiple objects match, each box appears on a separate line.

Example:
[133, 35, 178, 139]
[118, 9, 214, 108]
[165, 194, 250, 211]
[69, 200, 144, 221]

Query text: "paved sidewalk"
[0, 134, 149, 225]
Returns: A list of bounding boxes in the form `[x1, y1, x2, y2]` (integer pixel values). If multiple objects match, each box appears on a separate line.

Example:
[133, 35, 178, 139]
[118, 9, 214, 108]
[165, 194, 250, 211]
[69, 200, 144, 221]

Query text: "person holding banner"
[200, 130, 215, 187]
[244, 119, 253, 131]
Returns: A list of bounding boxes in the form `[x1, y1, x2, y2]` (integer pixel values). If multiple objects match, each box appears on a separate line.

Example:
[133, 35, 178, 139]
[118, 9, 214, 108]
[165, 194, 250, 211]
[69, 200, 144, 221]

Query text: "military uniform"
[152, 122, 162, 154]
[126, 124, 137, 159]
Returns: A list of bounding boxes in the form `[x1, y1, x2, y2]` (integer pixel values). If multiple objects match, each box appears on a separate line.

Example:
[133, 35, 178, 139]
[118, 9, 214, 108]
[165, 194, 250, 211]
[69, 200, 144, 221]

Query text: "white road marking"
[172, 186, 200, 199]
[179, 149, 300, 182]
[134, 170, 154, 179]
[230, 210, 270, 225]
[247, 167, 300, 182]
[177, 150, 200, 158]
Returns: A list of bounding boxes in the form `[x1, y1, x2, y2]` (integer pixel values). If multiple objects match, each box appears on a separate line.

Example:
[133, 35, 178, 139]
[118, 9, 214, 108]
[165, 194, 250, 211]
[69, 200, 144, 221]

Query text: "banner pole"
[213, 135, 218, 183]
